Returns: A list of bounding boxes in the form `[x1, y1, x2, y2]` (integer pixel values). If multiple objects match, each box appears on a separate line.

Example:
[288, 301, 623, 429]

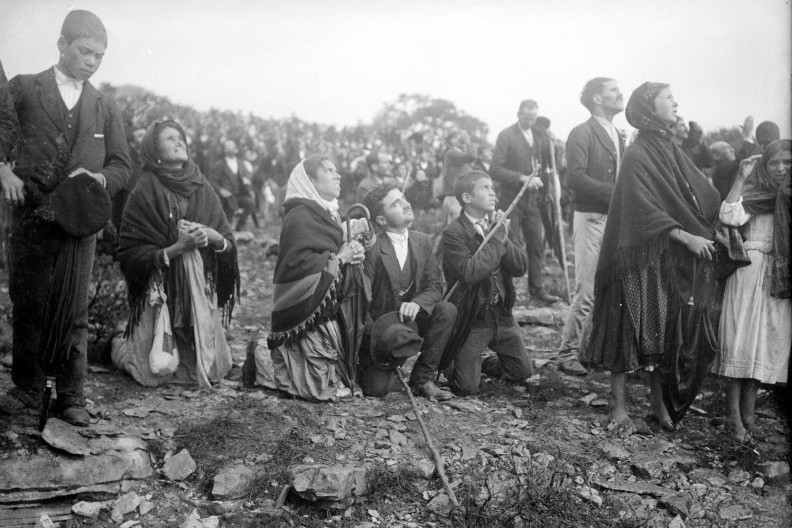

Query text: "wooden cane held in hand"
[442, 163, 539, 302]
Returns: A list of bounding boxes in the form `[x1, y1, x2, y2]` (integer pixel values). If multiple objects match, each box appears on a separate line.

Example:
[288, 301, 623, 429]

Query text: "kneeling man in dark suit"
[360, 184, 456, 400]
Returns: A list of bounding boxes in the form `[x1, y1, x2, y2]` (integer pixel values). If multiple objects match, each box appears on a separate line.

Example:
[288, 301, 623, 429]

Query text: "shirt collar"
[464, 211, 488, 230]
[593, 115, 615, 132]
[54, 65, 84, 90]
[386, 230, 409, 244]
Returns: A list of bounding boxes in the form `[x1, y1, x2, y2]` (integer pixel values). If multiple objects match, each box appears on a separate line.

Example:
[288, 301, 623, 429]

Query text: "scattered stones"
[287, 464, 368, 507]
[163, 449, 197, 481]
[750, 477, 764, 489]
[72, 500, 105, 519]
[212, 465, 254, 499]
[580, 393, 597, 405]
[388, 429, 408, 446]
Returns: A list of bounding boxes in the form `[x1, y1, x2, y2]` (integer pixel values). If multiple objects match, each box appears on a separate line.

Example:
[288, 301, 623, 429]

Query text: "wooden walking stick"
[548, 141, 572, 303]
[393, 367, 459, 508]
[442, 162, 540, 302]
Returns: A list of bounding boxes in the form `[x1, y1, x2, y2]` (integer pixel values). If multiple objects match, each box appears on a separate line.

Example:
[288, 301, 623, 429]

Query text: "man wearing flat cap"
[0, 10, 130, 426]
[360, 184, 456, 400]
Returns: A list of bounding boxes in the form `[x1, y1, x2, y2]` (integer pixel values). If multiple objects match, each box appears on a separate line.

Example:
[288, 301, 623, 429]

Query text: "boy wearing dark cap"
[441, 170, 533, 395]
[0, 10, 130, 425]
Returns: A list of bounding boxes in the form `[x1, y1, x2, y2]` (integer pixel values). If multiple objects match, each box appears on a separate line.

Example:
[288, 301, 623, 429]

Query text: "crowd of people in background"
[0, 10, 788, 451]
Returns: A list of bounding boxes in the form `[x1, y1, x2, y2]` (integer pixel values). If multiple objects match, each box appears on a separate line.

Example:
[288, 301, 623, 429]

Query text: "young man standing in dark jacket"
[558, 77, 625, 377]
[0, 10, 130, 426]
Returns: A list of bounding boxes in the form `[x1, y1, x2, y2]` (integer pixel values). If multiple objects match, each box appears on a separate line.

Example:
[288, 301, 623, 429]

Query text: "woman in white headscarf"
[268, 155, 370, 401]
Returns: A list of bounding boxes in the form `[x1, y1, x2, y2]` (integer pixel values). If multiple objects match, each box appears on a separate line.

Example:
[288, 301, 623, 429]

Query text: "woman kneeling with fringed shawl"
[584, 83, 722, 433]
[113, 121, 240, 388]
[268, 155, 368, 402]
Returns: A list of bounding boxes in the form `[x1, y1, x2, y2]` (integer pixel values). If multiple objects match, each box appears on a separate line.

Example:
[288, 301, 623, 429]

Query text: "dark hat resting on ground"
[369, 311, 423, 370]
[35, 173, 111, 237]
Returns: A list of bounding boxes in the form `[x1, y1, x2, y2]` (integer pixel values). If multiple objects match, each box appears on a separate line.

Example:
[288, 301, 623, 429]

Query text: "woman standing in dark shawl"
[113, 120, 239, 387]
[584, 83, 722, 433]
[268, 155, 368, 401]
[712, 140, 791, 443]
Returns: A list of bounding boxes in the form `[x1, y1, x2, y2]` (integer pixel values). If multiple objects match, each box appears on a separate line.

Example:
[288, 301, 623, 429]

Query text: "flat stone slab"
[212, 465, 254, 499]
[594, 479, 672, 497]
[0, 436, 152, 503]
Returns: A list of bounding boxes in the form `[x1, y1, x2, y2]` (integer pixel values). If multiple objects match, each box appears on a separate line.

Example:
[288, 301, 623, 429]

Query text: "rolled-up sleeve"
[719, 197, 752, 227]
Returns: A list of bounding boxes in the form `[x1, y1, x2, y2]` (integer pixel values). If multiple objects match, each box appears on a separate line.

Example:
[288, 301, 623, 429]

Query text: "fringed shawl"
[267, 197, 343, 348]
[595, 83, 722, 299]
[118, 122, 239, 335]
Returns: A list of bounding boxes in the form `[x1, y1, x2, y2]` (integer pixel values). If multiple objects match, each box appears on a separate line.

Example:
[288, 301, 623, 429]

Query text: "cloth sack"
[148, 282, 179, 375]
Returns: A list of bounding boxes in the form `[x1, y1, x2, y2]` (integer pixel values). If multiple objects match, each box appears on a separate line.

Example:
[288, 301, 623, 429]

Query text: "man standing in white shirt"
[360, 184, 456, 400]
[560, 77, 625, 376]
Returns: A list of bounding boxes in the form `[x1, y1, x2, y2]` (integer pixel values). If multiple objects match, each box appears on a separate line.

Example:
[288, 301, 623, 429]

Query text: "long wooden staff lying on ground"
[442, 162, 539, 302]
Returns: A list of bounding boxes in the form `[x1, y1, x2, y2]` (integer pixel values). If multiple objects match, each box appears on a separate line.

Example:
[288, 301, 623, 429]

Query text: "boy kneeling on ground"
[359, 184, 457, 400]
[441, 170, 534, 395]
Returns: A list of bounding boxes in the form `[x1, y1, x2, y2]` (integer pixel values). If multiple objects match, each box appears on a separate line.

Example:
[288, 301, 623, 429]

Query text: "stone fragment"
[750, 477, 764, 488]
[579, 393, 597, 405]
[594, 479, 671, 497]
[388, 429, 408, 446]
[72, 500, 105, 519]
[201, 516, 220, 528]
[411, 459, 435, 479]
[600, 442, 630, 461]
[719, 504, 752, 521]
[113, 491, 142, 515]
[427, 493, 452, 515]
[138, 498, 155, 515]
[287, 464, 368, 506]
[757, 461, 790, 479]
[34, 515, 54, 528]
[512, 307, 558, 326]
[668, 515, 686, 528]
[41, 418, 94, 456]
[179, 509, 203, 528]
[689, 483, 707, 497]
[163, 449, 197, 481]
[727, 468, 751, 483]
[660, 495, 688, 519]
[576, 485, 602, 506]
[212, 465, 254, 499]
[120, 521, 140, 528]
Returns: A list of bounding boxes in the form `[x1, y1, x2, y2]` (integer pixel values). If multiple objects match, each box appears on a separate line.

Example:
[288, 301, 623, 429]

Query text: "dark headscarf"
[742, 139, 791, 297]
[140, 120, 204, 197]
[625, 82, 673, 141]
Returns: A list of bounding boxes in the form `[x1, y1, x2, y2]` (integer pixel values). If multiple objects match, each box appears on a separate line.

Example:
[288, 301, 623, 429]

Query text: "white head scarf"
[285, 159, 340, 217]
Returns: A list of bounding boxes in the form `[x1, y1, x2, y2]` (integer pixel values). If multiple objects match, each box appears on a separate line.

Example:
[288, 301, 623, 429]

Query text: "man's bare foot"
[608, 410, 636, 436]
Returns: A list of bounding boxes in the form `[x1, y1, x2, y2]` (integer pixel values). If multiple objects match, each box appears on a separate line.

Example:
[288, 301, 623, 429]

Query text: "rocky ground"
[0, 212, 790, 528]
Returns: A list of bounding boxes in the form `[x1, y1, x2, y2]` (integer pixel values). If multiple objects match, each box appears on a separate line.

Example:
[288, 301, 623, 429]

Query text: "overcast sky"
[2, 0, 790, 141]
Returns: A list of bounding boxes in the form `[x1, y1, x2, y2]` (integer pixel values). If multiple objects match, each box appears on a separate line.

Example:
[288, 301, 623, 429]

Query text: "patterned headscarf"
[625, 82, 673, 140]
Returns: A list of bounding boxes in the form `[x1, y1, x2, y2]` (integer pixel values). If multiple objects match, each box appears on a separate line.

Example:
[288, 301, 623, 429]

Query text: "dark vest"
[398, 249, 416, 302]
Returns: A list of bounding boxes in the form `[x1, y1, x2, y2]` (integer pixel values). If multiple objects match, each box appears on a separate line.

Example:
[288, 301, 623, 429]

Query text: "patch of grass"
[450, 458, 647, 528]
[528, 369, 576, 403]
